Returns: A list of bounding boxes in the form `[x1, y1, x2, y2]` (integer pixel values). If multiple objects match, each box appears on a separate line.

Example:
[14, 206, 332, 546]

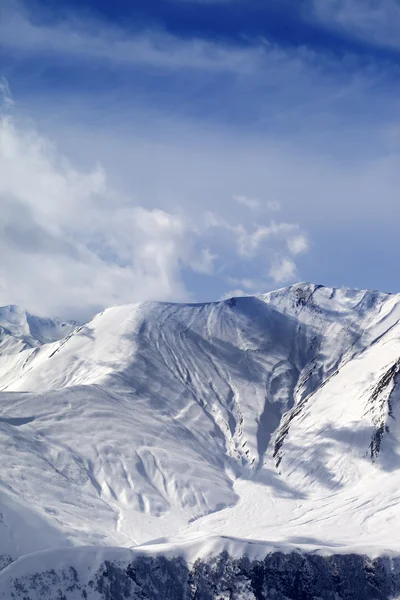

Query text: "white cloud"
[0, 114, 219, 319]
[205, 212, 307, 260]
[233, 195, 260, 211]
[236, 224, 272, 257]
[287, 234, 309, 255]
[0, 110, 312, 319]
[269, 257, 297, 284]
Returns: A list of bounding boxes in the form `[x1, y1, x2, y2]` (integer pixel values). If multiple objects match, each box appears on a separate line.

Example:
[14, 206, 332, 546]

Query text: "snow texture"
[1, 282, 400, 597]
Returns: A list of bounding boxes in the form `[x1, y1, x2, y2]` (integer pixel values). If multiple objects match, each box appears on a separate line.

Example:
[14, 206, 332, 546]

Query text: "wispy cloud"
[0, 6, 267, 75]
[287, 234, 309, 256]
[0, 106, 311, 318]
[269, 257, 297, 284]
[233, 195, 280, 212]
[4, 1, 398, 84]
[308, 0, 400, 51]
[233, 195, 260, 211]
[0, 78, 14, 109]
[3, 1, 399, 137]
[204, 212, 308, 261]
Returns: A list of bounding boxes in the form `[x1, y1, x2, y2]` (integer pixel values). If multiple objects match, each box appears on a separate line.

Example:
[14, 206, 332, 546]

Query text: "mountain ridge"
[1, 282, 400, 597]
[0, 304, 78, 357]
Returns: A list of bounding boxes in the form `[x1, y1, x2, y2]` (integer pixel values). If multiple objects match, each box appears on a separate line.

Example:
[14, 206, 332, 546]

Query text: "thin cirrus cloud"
[0, 7, 266, 75]
[233, 195, 280, 212]
[168, 0, 400, 53]
[2, 2, 399, 130]
[308, 0, 400, 50]
[3, 2, 396, 86]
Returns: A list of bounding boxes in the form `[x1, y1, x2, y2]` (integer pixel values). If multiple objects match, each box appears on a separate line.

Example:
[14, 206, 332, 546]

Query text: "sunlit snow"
[1, 283, 400, 593]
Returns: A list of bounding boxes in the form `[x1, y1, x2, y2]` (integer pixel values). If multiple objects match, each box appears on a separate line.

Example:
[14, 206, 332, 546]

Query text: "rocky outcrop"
[3, 550, 400, 600]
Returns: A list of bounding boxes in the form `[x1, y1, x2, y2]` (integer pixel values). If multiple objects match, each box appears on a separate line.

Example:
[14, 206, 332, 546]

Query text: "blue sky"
[1, 0, 400, 319]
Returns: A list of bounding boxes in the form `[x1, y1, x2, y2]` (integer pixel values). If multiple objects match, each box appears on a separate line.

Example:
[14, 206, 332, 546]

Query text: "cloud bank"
[0, 106, 309, 319]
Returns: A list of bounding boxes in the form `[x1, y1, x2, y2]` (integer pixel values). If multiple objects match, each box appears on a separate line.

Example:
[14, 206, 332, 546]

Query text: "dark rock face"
[4, 551, 400, 599]
[365, 359, 400, 461]
[0, 554, 13, 571]
[189, 552, 400, 600]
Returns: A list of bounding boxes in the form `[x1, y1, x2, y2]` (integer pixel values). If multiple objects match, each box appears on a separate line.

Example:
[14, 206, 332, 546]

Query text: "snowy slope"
[1, 283, 400, 595]
[0, 304, 77, 356]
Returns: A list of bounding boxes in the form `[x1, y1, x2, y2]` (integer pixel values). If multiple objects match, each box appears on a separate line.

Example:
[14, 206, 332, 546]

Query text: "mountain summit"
[0, 304, 77, 355]
[1, 283, 400, 598]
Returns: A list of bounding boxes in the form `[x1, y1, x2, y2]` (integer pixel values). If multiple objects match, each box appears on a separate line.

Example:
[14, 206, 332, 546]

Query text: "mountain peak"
[1, 283, 400, 590]
[0, 304, 78, 353]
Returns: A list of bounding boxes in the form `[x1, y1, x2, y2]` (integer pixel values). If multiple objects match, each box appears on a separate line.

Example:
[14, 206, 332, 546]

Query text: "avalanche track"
[1, 283, 400, 598]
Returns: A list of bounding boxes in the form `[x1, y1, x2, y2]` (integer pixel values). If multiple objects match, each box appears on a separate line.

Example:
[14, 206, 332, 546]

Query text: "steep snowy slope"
[1, 283, 400, 597]
[177, 311, 400, 554]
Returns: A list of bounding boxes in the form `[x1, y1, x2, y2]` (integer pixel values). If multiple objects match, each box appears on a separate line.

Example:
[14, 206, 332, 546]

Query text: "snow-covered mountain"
[0, 304, 77, 356]
[1, 283, 400, 599]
